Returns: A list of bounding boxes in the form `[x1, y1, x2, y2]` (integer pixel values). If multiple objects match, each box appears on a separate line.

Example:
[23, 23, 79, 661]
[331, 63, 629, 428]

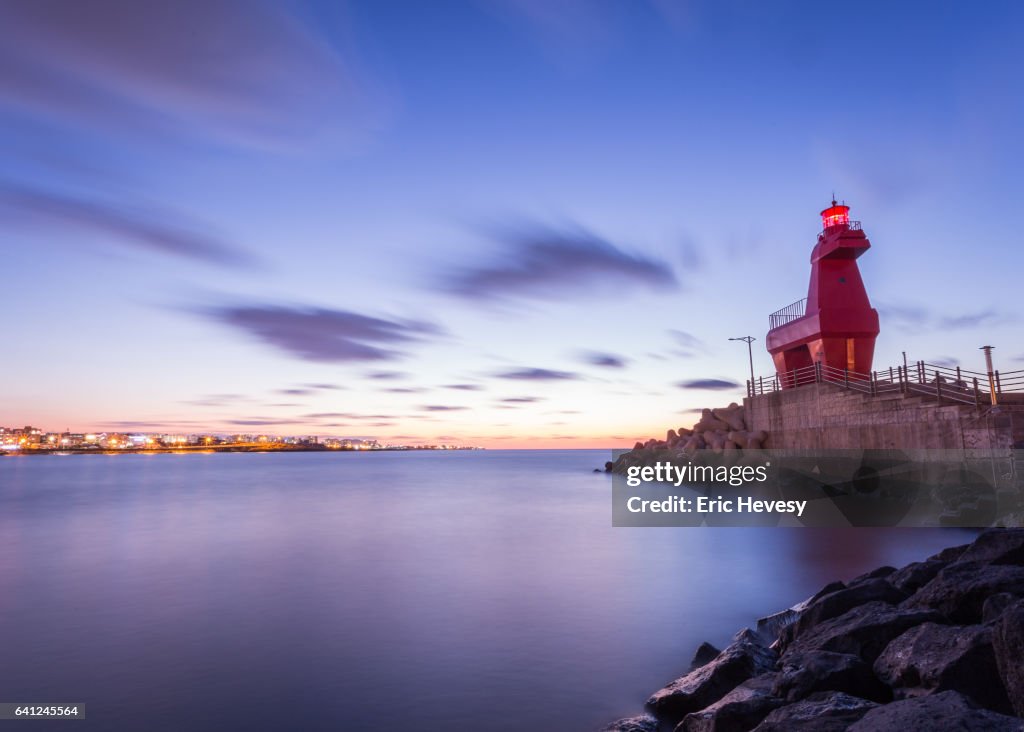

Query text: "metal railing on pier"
[747, 358, 1024, 410]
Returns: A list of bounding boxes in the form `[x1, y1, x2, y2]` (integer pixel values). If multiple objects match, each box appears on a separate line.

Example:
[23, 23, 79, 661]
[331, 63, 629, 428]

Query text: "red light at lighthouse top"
[820, 200, 850, 230]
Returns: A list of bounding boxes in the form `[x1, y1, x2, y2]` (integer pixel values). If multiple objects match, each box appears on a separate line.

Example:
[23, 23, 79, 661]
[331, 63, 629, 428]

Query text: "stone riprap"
[602, 528, 1024, 732]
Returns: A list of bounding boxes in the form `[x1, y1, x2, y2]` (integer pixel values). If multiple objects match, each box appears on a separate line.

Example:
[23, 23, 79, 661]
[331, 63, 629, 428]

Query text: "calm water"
[0, 450, 972, 731]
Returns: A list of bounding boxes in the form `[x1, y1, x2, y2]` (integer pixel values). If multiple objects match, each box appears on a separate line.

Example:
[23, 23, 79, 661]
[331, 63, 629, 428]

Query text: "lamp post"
[729, 336, 756, 392]
[980, 345, 997, 406]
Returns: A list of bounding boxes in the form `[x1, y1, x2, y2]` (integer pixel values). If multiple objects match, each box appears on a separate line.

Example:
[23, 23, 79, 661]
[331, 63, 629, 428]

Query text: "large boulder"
[646, 629, 777, 724]
[901, 561, 1024, 623]
[782, 601, 943, 664]
[725, 430, 752, 448]
[805, 580, 847, 604]
[712, 406, 746, 432]
[983, 592, 1019, 624]
[954, 528, 1024, 566]
[848, 565, 897, 586]
[887, 559, 948, 594]
[846, 690, 1024, 731]
[751, 692, 879, 732]
[872, 622, 1012, 714]
[755, 607, 799, 643]
[992, 599, 1024, 717]
[600, 715, 658, 732]
[694, 409, 731, 434]
[780, 578, 908, 648]
[928, 543, 970, 562]
[703, 432, 727, 451]
[688, 642, 721, 672]
[677, 673, 784, 732]
[773, 650, 890, 703]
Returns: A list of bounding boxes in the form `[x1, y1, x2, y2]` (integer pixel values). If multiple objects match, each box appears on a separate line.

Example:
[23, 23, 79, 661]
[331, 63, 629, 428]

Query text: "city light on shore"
[0, 425, 477, 454]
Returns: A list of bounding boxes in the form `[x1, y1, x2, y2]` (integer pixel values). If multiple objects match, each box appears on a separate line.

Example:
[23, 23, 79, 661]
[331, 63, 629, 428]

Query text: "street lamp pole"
[980, 345, 997, 406]
[729, 336, 757, 392]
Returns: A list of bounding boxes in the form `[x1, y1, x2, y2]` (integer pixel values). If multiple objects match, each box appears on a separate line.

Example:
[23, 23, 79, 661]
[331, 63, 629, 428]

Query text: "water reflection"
[0, 451, 973, 731]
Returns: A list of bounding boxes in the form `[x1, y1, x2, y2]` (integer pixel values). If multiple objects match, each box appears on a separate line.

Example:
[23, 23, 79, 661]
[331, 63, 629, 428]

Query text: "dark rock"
[848, 565, 897, 586]
[887, 559, 947, 594]
[688, 642, 721, 672]
[783, 601, 943, 664]
[604, 461, 615, 473]
[806, 580, 846, 604]
[755, 608, 798, 642]
[646, 629, 777, 724]
[677, 673, 784, 732]
[955, 528, 1024, 566]
[983, 592, 1018, 624]
[780, 579, 908, 648]
[902, 561, 1024, 623]
[992, 599, 1024, 717]
[751, 692, 878, 731]
[928, 542, 971, 562]
[872, 622, 1012, 714]
[847, 690, 1024, 731]
[600, 715, 658, 732]
[761, 581, 846, 644]
[773, 650, 890, 703]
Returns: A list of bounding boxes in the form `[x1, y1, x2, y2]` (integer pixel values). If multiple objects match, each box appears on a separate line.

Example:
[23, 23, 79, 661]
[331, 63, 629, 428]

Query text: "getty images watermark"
[611, 449, 1023, 528]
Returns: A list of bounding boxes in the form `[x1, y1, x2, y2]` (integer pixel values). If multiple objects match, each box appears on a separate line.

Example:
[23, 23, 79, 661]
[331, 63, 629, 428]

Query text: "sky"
[1, 0, 1022, 448]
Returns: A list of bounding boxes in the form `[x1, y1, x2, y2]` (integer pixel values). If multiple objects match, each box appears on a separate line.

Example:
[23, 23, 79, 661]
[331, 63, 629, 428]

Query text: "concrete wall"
[744, 382, 1019, 452]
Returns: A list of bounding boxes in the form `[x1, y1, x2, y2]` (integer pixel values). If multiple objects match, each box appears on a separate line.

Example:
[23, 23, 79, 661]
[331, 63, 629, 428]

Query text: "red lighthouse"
[766, 201, 880, 386]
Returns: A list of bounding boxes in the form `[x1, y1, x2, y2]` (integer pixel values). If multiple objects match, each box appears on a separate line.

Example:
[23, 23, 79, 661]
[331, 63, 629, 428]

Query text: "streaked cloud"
[100, 420, 206, 429]
[579, 351, 629, 368]
[303, 412, 396, 421]
[0, 183, 255, 267]
[439, 223, 677, 302]
[479, 0, 652, 69]
[878, 303, 1012, 333]
[876, 303, 931, 330]
[179, 393, 253, 407]
[199, 304, 443, 363]
[496, 367, 580, 381]
[676, 378, 741, 391]
[678, 237, 705, 271]
[668, 329, 707, 358]
[938, 310, 1004, 330]
[0, 0, 386, 148]
[366, 371, 411, 380]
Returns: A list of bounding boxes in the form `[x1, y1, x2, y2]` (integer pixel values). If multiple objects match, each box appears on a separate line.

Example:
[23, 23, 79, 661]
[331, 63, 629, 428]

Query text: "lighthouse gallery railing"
[768, 298, 807, 329]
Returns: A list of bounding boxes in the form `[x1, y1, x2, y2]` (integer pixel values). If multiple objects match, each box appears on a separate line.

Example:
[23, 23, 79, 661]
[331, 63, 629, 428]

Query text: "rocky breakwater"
[605, 403, 767, 474]
[603, 528, 1024, 731]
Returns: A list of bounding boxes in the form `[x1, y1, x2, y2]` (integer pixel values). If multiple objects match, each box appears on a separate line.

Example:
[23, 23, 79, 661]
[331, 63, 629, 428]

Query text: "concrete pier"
[745, 382, 1023, 452]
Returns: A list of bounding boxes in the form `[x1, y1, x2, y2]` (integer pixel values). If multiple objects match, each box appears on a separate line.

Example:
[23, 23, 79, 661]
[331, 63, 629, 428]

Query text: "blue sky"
[1, 0, 1022, 447]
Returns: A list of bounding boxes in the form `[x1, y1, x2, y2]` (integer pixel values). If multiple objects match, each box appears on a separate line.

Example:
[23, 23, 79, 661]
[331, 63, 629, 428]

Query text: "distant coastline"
[1, 444, 481, 457]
